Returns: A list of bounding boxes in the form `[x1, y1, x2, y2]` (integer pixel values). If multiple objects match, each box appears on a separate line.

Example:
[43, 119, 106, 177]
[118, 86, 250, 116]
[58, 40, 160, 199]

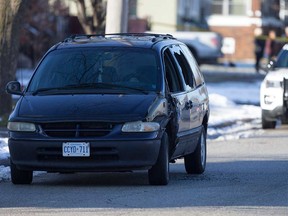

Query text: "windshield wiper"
[32, 87, 73, 95]
[65, 83, 151, 94]
[102, 83, 151, 94]
[31, 85, 95, 95]
[32, 84, 100, 95]
[32, 83, 151, 95]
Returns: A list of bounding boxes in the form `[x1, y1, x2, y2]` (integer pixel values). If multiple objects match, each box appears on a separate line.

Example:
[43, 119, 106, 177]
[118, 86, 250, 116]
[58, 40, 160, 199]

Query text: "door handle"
[185, 100, 193, 109]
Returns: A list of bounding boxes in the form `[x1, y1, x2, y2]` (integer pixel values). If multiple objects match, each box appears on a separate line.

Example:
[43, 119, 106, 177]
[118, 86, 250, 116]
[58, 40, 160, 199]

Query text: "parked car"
[6, 33, 210, 185]
[260, 44, 288, 129]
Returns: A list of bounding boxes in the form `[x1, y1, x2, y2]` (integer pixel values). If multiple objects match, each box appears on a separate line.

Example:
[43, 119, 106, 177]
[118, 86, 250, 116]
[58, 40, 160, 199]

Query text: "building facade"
[135, 0, 287, 61]
[207, 0, 285, 61]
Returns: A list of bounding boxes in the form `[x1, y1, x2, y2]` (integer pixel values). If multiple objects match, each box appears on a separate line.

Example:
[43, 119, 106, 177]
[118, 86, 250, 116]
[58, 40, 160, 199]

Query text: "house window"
[211, 0, 247, 16]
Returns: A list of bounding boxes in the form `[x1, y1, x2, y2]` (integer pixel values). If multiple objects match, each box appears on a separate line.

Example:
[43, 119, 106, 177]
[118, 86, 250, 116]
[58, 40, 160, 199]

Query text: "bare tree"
[75, 0, 106, 34]
[0, 0, 27, 118]
[105, 0, 128, 33]
[20, 0, 66, 67]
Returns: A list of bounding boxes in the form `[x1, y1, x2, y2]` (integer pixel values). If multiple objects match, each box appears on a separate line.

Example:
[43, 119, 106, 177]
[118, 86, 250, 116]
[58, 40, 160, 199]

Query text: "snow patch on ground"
[0, 138, 9, 160]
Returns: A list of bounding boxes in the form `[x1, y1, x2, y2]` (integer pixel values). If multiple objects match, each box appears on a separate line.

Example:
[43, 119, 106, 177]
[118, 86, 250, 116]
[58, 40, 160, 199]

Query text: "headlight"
[7, 122, 36, 132]
[266, 80, 280, 88]
[122, 121, 160, 132]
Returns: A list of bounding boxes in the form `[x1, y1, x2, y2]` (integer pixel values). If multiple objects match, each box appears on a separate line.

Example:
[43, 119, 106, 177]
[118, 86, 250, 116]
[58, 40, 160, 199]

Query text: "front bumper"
[8, 134, 161, 172]
[260, 87, 285, 120]
[262, 107, 284, 121]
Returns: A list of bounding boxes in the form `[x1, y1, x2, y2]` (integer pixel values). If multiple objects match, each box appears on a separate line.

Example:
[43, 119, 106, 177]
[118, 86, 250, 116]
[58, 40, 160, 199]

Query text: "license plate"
[62, 142, 90, 157]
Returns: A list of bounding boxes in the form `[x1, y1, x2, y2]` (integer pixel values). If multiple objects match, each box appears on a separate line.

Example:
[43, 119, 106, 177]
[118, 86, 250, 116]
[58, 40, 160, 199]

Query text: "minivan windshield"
[28, 48, 161, 94]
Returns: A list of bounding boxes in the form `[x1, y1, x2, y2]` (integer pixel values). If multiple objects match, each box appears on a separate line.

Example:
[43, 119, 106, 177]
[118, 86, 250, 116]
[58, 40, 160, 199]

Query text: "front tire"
[148, 132, 169, 185]
[184, 126, 207, 174]
[10, 159, 33, 185]
[261, 116, 276, 129]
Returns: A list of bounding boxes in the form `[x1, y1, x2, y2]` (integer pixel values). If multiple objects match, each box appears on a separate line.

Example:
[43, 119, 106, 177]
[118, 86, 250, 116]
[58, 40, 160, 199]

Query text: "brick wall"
[210, 26, 256, 61]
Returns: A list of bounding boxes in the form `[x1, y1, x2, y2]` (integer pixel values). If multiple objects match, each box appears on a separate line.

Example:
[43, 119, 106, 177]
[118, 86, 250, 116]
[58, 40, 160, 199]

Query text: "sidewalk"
[200, 63, 265, 83]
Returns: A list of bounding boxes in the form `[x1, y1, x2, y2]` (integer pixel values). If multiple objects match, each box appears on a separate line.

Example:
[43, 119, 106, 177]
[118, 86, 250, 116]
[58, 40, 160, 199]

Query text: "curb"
[200, 63, 266, 82]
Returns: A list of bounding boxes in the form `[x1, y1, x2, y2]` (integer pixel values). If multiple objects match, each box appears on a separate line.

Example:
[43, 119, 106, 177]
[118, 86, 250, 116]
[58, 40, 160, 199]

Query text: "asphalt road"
[0, 125, 287, 216]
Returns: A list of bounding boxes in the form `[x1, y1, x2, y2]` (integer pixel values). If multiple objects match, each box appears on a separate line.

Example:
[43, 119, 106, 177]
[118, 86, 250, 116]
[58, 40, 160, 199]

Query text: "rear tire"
[10, 159, 33, 185]
[148, 132, 169, 185]
[184, 126, 207, 174]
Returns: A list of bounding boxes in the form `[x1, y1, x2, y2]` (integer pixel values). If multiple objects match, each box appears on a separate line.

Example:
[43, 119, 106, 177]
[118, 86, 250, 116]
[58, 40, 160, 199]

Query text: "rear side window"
[163, 49, 184, 93]
[169, 45, 195, 89]
[180, 44, 204, 87]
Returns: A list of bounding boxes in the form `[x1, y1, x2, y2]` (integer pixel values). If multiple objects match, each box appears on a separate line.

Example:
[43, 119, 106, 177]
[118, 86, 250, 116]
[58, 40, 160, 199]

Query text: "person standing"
[254, 28, 265, 73]
[264, 30, 277, 62]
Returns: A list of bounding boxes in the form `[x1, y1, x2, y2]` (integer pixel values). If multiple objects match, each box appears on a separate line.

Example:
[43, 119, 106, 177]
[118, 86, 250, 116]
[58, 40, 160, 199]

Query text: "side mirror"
[6, 81, 23, 95]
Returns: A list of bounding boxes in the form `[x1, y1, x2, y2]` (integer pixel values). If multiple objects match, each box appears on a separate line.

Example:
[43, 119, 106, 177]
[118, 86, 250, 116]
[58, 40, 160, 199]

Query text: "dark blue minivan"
[6, 33, 209, 185]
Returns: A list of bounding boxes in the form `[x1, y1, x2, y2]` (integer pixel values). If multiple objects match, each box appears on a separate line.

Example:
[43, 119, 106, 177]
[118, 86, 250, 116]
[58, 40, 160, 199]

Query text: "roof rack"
[63, 33, 175, 43]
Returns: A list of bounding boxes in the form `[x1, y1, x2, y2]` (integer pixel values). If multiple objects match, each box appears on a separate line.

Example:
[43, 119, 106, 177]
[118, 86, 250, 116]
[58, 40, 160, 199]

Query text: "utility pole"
[105, 0, 129, 33]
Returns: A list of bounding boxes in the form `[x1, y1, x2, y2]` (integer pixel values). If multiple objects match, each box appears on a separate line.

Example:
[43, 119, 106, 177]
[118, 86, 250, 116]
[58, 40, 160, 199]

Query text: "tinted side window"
[170, 46, 195, 89]
[163, 49, 184, 93]
[180, 44, 204, 87]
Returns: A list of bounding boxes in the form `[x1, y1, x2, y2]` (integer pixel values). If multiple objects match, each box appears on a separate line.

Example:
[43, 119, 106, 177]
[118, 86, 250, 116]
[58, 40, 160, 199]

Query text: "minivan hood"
[17, 94, 158, 122]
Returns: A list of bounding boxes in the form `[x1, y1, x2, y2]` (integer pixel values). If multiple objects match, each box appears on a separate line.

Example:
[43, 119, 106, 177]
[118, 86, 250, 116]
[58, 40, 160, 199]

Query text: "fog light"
[264, 95, 274, 105]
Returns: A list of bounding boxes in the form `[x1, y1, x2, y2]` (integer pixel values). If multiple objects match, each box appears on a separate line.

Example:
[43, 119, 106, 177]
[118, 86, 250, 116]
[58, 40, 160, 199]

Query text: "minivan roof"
[55, 33, 178, 50]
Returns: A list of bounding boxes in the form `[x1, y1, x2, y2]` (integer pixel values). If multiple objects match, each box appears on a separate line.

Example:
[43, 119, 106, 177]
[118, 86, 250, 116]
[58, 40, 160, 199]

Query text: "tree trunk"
[105, 0, 128, 34]
[0, 0, 27, 117]
[75, 0, 106, 34]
